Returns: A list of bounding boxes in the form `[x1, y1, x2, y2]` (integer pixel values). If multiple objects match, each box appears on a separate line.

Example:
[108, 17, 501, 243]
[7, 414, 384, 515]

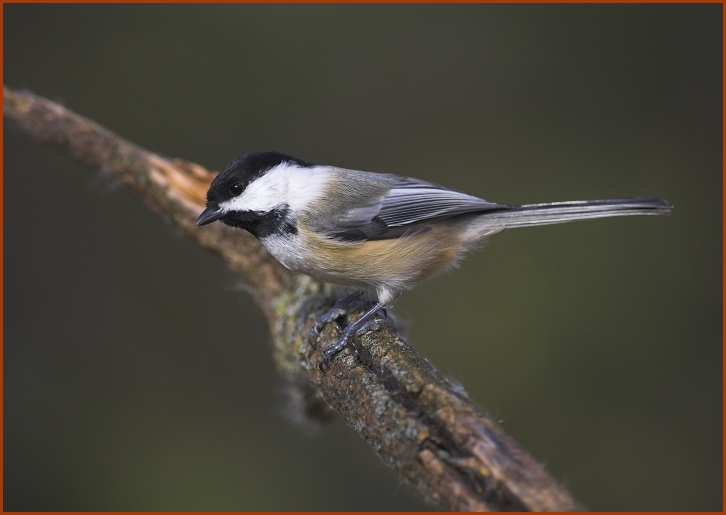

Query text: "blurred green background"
[4, 4, 721, 511]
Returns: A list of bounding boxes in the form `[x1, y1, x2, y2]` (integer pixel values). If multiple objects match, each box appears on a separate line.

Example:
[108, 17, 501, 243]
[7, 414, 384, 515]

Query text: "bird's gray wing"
[331, 175, 507, 241]
[377, 176, 507, 226]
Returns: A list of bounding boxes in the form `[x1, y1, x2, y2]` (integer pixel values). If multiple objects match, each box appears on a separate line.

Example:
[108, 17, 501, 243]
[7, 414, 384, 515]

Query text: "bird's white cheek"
[220, 178, 280, 214]
[217, 165, 331, 215]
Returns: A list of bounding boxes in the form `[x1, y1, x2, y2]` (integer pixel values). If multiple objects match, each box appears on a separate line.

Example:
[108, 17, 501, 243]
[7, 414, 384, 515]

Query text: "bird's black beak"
[197, 205, 225, 226]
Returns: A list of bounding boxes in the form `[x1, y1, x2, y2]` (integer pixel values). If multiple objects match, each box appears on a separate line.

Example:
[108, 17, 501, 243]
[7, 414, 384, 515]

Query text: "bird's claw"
[319, 324, 357, 370]
[312, 306, 347, 336]
[313, 295, 387, 370]
[318, 316, 388, 370]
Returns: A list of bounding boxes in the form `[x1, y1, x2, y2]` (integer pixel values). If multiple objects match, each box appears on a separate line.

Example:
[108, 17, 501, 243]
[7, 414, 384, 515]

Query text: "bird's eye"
[229, 182, 244, 196]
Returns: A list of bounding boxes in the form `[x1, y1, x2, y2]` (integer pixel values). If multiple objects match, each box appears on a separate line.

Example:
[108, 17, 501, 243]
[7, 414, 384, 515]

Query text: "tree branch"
[4, 85, 582, 511]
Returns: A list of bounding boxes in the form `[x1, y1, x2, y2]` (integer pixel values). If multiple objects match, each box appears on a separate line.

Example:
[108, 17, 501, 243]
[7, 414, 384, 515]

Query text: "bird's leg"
[320, 301, 386, 366]
[312, 291, 365, 336]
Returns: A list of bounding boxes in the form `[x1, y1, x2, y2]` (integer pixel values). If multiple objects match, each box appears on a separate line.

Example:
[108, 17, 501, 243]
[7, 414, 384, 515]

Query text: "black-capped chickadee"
[197, 152, 671, 363]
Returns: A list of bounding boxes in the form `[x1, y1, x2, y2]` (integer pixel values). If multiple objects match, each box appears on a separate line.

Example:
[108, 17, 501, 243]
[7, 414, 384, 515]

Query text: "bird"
[197, 151, 671, 364]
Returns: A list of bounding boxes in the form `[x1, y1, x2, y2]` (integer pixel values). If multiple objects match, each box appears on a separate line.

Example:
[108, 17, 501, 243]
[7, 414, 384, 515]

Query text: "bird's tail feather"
[465, 197, 671, 241]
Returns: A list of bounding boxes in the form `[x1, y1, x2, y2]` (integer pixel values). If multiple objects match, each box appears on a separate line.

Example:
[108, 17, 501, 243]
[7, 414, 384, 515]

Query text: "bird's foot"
[319, 323, 359, 368]
[318, 300, 386, 370]
[311, 292, 365, 337]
